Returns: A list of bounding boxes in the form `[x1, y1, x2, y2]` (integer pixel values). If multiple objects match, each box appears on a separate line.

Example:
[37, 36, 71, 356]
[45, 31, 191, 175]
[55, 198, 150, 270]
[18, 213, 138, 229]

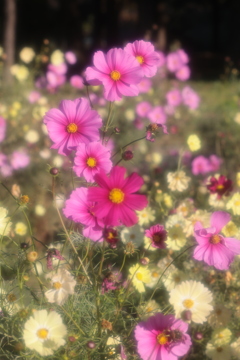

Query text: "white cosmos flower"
[23, 309, 67, 356]
[207, 304, 232, 328]
[0, 207, 11, 236]
[163, 269, 188, 291]
[205, 342, 231, 360]
[121, 225, 144, 247]
[45, 268, 76, 305]
[169, 280, 213, 324]
[230, 337, 240, 359]
[167, 170, 191, 192]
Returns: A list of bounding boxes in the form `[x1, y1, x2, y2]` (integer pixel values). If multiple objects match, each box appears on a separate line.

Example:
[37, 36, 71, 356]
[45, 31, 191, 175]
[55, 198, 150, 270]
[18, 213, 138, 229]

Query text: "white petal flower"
[167, 171, 191, 192]
[23, 309, 67, 356]
[207, 304, 232, 328]
[169, 280, 213, 323]
[45, 268, 76, 305]
[205, 342, 231, 360]
[0, 207, 11, 236]
[121, 225, 144, 247]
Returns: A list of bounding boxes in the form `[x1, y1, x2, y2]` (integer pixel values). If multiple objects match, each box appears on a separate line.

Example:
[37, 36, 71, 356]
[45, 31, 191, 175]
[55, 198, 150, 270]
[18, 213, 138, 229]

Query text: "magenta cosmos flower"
[44, 98, 102, 156]
[73, 142, 112, 183]
[135, 313, 191, 360]
[85, 48, 143, 101]
[207, 175, 232, 198]
[193, 211, 240, 270]
[63, 187, 103, 241]
[145, 224, 167, 249]
[175, 65, 190, 81]
[88, 166, 148, 227]
[0, 117, 6, 143]
[124, 40, 160, 77]
[166, 53, 183, 72]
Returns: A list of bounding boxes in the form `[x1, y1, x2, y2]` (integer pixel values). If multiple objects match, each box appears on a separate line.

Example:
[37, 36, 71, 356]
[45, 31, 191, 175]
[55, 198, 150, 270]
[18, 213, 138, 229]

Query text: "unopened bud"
[181, 310, 192, 321]
[87, 341, 96, 349]
[114, 127, 120, 134]
[20, 242, 29, 249]
[194, 332, 203, 340]
[68, 336, 76, 343]
[140, 257, 150, 266]
[19, 195, 29, 205]
[27, 251, 38, 262]
[122, 150, 134, 161]
[50, 167, 59, 176]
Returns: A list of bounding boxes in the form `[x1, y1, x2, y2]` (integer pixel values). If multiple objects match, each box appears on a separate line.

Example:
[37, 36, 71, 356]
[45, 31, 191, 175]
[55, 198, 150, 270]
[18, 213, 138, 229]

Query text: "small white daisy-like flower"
[211, 327, 232, 346]
[208, 193, 226, 208]
[230, 337, 240, 358]
[226, 192, 240, 215]
[205, 342, 231, 360]
[45, 268, 76, 305]
[167, 170, 191, 192]
[24, 129, 40, 144]
[169, 280, 213, 324]
[184, 210, 210, 237]
[121, 225, 144, 247]
[176, 198, 194, 218]
[145, 266, 162, 289]
[23, 309, 67, 356]
[166, 214, 187, 251]
[136, 207, 156, 226]
[51, 49, 64, 65]
[128, 265, 151, 293]
[207, 304, 232, 328]
[163, 269, 188, 291]
[138, 299, 160, 320]
[15, 222, 27, 236]
[0, 207, 12, 236]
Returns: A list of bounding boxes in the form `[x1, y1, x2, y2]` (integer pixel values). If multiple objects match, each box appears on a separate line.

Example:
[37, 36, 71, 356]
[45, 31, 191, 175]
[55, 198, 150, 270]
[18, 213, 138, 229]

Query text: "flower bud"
[20, 242, 29, 249]
[19, 195, 29, 205]
[140, 257, 150, 266]
[26, 251, 38, 262]
[87, 341, 96, 349]
[194, 332, 203, 340]
[114, 127, 120, 134]
[68, 336, 76, 342]
[122, 150, 134, 161]
[50, 167, 59, 176]
[181, 310, 192, 321]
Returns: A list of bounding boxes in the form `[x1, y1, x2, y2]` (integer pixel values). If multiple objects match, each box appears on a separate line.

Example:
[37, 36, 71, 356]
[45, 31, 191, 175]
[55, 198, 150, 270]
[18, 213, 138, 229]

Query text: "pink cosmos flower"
[191, 156, 211, 176]
[137, 78, 152, 93]
[85, 48, 143, 101]
[44, 98, 102, 156]
[63, 187, 103, 242]
[48, 63, 68, 75]
[175, 65, 190, 81]
[88, 166, 148, 227]
[135, 313, 192, 360]
[73, 142, 112, 183]
[166, 89, 182, 107]
[136, 101, 152, 117]
[145, 224, 167, 249]
[182, 86, 200, 110]
[0, 153, 13, 177]
[176, 49, 189, 64]
[27, 91, 41, 104]
[10, 151, 30, 170]
[46, 71, 66, 88]
[208, 155, 222, 172]
[65, 51, 77, 65]
[193, 211, 240, 270]
[166, 53, 183, 72]
[124, 40, 160, 77]
[70, 75, 84, 89]
[0, 117, 6, 143]
[156, 51, 166, 67]
[148, 106, 166, 124]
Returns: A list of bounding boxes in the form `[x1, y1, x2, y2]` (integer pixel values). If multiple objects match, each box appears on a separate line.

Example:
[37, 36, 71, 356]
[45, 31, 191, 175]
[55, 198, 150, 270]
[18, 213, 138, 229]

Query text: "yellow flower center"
[7, 293, 17, 302]
[146, 307, 153, 312]
[109, 188, 125, 204]
[152, 272, 159, 278]
[136, 55, 144, 64]
[235, 201, 240, 206]
[218, 333, 224, 338]
[66, 123, 78, 133]
[53, 281, 62, 290]
[216, 184, 224, 190]
[110, 70, 121, 81]
[210, 234, 221, 244]
[136, 272, 143, 281]
[183, 299, 194, 309]
[37, 328, 49, 340]
[107, 232, 115, 240]
[86, 157, 97, 168]
[157, 333, 169, 345]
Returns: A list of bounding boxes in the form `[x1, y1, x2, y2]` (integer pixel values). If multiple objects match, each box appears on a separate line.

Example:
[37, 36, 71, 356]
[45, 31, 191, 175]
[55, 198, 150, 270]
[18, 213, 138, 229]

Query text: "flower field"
[1, 42, 240, 360]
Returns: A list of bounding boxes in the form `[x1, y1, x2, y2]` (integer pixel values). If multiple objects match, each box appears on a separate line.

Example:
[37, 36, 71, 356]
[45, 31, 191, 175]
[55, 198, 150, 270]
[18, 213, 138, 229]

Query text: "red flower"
[206, 175, 232, 198]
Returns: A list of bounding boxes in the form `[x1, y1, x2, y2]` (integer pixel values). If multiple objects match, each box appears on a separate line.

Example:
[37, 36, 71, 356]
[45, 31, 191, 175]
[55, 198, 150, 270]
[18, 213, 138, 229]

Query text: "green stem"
[102, 102, 113, 144]
[60, 305, 86, 335]
[111, 136, 146, 159]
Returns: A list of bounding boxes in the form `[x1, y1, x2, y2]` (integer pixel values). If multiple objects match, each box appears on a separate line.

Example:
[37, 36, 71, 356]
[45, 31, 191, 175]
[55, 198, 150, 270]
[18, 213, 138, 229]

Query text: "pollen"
[152, 272, 159, 278]
[136, 55, 144, 64]
[183, 298, 194, 309]
[86, 157, 97, 168]
[210, 234, 222, 244]
[216, 184, 224, 190]
[136, 272, 143, 281]
[66, 123, 78, 133]
[110, 70, 121, 81]
[37, 328, 49, 340]
[109, 188, 125, 204]
[53, 281, 62, 290]
[157, 333, 169, 345]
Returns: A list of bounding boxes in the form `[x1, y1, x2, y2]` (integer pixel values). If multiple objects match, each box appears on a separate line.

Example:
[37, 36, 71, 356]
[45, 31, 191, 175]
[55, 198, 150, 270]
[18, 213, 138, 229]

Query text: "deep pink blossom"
[145, 224, 167, 249]
[166, 53, 183, 72]
[193, 211, 240, 270]
[136, 101, 152, 117]
[63, 187, 103, 242]
[135, 313, 192, 360]
[85, 48, 143, 101]
[88, 166, 148, 227]
[166, 89, 182, 107]
[70, 75, 84, 89]
[137, 78, 152, 93]
[207, 175, 232, 198]
[44, 98, 102, 156]
[124, 40, 160, 77]
[175, 65, 190, 81]
[182, 86, 200, 110]
[0, 117, 6, 143]
[73, 142, 112, 183]
[148, 106, 166, 124]
[101, 270, 122, 293]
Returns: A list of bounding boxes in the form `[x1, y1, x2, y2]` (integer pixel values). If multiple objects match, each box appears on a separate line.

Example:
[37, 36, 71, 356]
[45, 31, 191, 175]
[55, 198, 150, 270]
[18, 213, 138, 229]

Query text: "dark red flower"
[206, 175, 232, 198]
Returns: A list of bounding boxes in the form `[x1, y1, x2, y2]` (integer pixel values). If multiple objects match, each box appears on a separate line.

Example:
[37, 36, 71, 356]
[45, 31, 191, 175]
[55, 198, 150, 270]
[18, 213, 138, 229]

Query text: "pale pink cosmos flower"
[145, 224, 167, 249]
[137, 78, 152, 93]
[85, 48, 143, 101]
[88, 166, 148, 227]
[175, 65, 190, 81]
[48, 63, 68, 75]
[176, 49, 189, 64]
[193, 211, 240, 270]
[148, 106, 166, 124]
[0, 117, 6, 142]
[65, 51, 77, 64]
[124, 40, 160, 77]
[191, 156, 212, 176]
[166, 89, 182, 107]
[27, 91, 41, 104]
[46, 71, 66, 88]
[0, 153, 13, 177]
[10, 150, 30, 170]
[166, 52, 183, 72]
[70, 75, 84, 89]
[63, 187, 103, 242]
[44, 98, 102, 156]
[73, 142, 112, 183]
[156, 51, 166, 67]
[136, 101, 152, 117]
[135, 313, 192, 360]
[182, 86, 200, 110]
[208, 155, 222, 172]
